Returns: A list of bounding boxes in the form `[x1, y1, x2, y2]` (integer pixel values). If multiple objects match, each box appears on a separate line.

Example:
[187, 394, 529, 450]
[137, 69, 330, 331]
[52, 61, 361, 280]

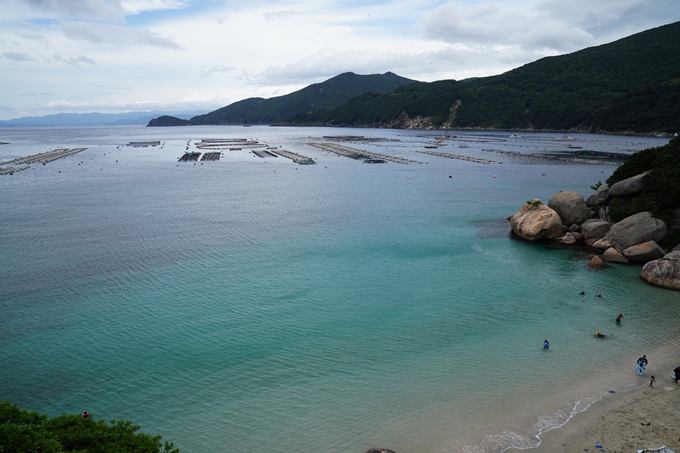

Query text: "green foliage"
[606, 136, 680, 222]
[590, 181, 603, 191]
[526, 199, 543, 207]
[292, 21, 680, 133]
[188, 72, 415, 125]
[0, 401, 179, 453]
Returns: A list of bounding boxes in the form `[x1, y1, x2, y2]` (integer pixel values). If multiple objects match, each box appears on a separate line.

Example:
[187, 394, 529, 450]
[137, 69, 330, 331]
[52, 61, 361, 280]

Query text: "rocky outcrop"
[588, 255, 608, 268]
[510, 201, 563, 241]
[557, 232, 576, 244]
[605, 212, 667, 252]
[580, 219, 611, 240]
[548, 191, 591, 225]
[640, 251, 680, 291]
[592, 238, 613, 250]
[147, 115, 190, 127]
[586, 184, 610, 207]
[608, 171, 649, 197]
[603, 247, 630, 264]
[622, 241, 665, 263]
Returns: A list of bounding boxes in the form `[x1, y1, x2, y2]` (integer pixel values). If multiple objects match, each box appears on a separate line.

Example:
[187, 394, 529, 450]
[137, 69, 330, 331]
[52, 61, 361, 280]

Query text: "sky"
[1, 0, 679, 120]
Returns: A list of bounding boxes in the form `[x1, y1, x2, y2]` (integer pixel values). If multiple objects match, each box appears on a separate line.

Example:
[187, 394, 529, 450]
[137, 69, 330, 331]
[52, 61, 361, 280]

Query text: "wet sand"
[512, 343, 680, 453]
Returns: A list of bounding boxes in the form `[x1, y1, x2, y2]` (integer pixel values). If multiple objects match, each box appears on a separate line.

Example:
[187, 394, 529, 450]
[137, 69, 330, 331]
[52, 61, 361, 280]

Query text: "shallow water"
[0, 126, 676, 453]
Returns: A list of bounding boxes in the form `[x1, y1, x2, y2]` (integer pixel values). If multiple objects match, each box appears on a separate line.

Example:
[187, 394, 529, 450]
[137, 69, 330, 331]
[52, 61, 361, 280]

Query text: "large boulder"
[557, 232, 576, 244]
[510, 201, 563, 241]
[548, 191, 591, 225]
[640, 251, 680, 291]
[592, 237, 613, 250]
[602, 247, 630, 264]
[605, 212, 667, 252]
[586, 184, 610, 207]
[608, 172, 649, 197]
[622, 241, 666, 263]
[588, 255, 608, 269]
[580, 219, 611, 240]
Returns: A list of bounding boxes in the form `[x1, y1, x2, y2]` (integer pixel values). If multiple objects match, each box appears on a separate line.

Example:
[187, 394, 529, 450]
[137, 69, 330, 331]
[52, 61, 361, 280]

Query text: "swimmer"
[616, 313, 623, 323]
[82, 411, 89, 418]
[543, 340, 549, 349]
[579, 291, 585, 295]
[595, 332, 607, 339]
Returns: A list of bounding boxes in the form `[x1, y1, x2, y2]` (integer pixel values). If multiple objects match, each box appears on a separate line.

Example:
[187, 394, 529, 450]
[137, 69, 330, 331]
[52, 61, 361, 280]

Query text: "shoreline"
[507, 338, 680, 453]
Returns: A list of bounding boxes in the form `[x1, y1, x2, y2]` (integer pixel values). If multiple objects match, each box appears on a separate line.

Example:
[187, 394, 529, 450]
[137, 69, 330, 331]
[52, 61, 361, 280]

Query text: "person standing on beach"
[649, 376, 656, 388]
[673, 366, 680, 385]
[636, 355, 648, 376]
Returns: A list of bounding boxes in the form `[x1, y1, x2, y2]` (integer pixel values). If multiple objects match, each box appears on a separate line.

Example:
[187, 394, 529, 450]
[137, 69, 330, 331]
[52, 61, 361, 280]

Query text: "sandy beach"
[514, 345, 680, 453]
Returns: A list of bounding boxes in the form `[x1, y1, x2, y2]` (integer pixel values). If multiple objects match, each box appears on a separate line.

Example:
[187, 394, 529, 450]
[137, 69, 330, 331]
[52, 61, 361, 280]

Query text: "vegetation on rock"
[0, 400, 179, 453]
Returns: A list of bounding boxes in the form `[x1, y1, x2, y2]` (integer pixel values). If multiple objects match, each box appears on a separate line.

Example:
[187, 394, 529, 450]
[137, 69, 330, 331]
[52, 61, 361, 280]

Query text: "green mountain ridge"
[182, 71, 415, 126]
[289, 21, 680, 133]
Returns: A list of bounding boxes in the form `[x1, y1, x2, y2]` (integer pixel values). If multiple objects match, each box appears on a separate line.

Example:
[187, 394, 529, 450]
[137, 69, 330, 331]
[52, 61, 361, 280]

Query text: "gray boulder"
[592, 237, 612, 250]
[603, 247, 630, 264]
[622, 241, 666, 263]
[605, 212, 667, 252]
[599, 207, 613, 224]
[557, 232, 576, 245]
[608, 172, 649, 197]
[640, 251, 680, 291]
[580, 219, 611, 240]
[586, 184, 610, 207]
[548, 191, 591, 225]
[674, 243, 680, 252]
[510, 201, 563, 241]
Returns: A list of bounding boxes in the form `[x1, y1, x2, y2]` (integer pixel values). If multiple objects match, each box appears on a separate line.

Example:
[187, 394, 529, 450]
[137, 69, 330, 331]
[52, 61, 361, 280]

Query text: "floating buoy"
[493, 175, 496, 178]
[407, 176, 411, 179]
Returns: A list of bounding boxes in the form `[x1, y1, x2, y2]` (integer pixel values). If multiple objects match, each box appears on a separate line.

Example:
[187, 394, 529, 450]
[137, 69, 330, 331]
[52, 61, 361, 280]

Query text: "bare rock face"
[609, 172, 649, 197]
[603, 247, 630, 264]
[592, 237, 612, 250]
[641, 251, 680, 291]
[548, 191, 591, 225]
[586, 183, 610, 207]
[588, 255, 607, 268]
[623, 241, 666, 263]
[557, 232, 576, 244]
[580, 219, 611, 240]
[510, 202, 563, 241]
[605, 212, 667, 252]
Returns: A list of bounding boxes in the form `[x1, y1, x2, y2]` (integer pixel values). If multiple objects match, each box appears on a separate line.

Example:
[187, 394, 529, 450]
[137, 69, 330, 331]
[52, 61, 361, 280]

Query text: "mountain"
[0, 111, 205, 128]
[289, 21, 680, 133]
[176, 72, 416, 126]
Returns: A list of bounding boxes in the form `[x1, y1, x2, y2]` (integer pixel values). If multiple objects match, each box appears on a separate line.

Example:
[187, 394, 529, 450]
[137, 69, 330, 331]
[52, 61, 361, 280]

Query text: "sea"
[1, 126, 678, 453]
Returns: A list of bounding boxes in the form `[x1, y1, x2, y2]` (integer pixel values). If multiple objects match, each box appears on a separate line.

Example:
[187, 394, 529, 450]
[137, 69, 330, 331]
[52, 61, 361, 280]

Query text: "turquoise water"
[1, 126, 677, 453]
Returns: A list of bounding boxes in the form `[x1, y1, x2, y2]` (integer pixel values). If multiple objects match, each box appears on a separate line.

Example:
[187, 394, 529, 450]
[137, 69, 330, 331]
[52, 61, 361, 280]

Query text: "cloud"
[3, 51, 34, 62]
[18, 0, 125, 20]
[418, 3, 595, 53]
[52, 54, 97, 66]
[199, 66, 237, 78]
[263, 10, 310, 21]
[120, 0, 189, 15]
[60, 22, 181, 49]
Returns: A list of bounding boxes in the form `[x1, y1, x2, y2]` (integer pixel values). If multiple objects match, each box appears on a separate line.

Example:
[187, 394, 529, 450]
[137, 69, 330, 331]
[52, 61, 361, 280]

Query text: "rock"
[586, 183, 610, 207]
[599, 207, 612, 224]
[588, 255, 607, 268]
[367, 449, 396, 453]
[640, 251, 680, 291]
[669, 219, 680, 230]
[674, 243, 680, 252]
[674, 208, 680, 219]
[568, 224, 580, 232]
[592, 238, 612, 250]
[585, 238, 597, 247]
[510, 202, 563, 241]
[605, 212, 667, 252]
[573, 232, 584, 241]
[608, 171, 649, 197]
[622, 241, 666, 263]
[548, 191, 591, 225]
[557, 232, 576, 244]
[580, 219, 611, 240]
[602, 247, 630, 264]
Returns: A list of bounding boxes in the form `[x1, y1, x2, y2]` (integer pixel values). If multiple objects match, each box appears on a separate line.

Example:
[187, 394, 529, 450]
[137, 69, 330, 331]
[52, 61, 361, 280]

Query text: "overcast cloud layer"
[0, 0, 678, 120]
